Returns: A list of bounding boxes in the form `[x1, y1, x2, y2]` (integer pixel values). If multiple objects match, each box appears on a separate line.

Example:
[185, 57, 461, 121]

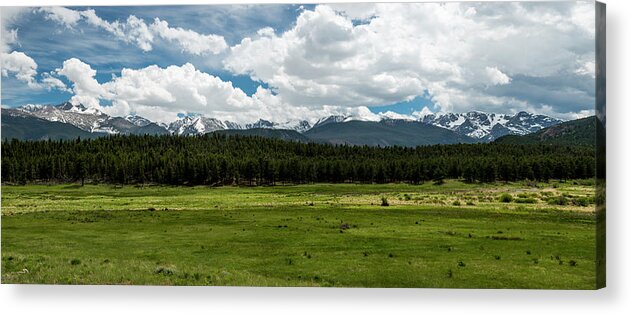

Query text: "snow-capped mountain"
[15, 102, 169, 135]
[418, 111, 562, 141]
[168, 115, 236, 136]
[6, 101, 562, 142]
[18, 101, 111, 133]
[168, 117, 312, 135]
[125, 115, 152, 127]
[312, 114, 374, 128]
[245, 119, 311, 133]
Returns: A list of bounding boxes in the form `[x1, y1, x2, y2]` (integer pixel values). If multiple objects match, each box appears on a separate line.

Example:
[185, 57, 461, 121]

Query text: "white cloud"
[1, 28, 18, 51]
[56, 58, 109, 108]
[38, 7, 82, 28]
[327, 3, 377, 21]
[485, 67, 511, 85]
[149, 18, 228, 55]
[412, 106, 434, 119]
[54, 58, 352, 124]
[570, 1, 596, 37]
[224, 3, 596, 116]
[575, 60, 596, 78]
[41, 72, 70, 92]
[41, 7, 227, 55]
[1, 7, 29, 53]
[1, 51, 38, 87]
[556, 109, 595, 121]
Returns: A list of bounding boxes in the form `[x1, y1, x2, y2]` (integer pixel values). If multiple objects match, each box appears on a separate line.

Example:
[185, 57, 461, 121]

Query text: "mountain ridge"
[2, 101, 568, 145]
[494, 116, 596, 146]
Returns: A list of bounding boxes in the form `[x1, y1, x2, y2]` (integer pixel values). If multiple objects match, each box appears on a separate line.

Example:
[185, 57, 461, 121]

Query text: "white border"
[1, 1, 630, 314]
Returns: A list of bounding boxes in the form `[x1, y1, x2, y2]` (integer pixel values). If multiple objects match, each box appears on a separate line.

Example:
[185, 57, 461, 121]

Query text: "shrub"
[70, 258, 81, 265]
[498, 193, 513, 203]
[380, 196, 389, 207]
[155, 266, 176, 275]
[452, 200, 461, 206]
[466, 201, 475, 206]
[403, 194, 412, 201]
[547, 196, 569, 206]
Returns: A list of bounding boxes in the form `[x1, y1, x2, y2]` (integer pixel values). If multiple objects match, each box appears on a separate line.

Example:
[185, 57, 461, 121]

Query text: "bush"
[70, 258, 81, 265]
[452, 200, 461, 206]
[155, 266, 176, 276]
[380, 196, 389, 207]
[466, 201, 475, 206]
[547, 196, 569, 206]
[498, 193, 513, 203]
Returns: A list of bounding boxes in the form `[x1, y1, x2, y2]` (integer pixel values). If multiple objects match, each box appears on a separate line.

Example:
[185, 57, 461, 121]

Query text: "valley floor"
[1, 181, 597, 288]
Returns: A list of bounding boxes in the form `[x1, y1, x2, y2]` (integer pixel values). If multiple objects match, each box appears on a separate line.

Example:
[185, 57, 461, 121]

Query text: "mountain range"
[1, 101, 566, 145]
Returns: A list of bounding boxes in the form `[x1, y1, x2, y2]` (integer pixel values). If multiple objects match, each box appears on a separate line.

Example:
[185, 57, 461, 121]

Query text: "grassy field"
[1, 180, 597, 288]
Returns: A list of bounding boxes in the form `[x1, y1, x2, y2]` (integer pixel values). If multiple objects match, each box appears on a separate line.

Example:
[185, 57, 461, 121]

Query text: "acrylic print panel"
[0, 1, 605, 289]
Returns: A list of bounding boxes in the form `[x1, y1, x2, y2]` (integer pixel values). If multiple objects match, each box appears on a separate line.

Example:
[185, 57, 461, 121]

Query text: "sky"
[1, 2, 596, 124]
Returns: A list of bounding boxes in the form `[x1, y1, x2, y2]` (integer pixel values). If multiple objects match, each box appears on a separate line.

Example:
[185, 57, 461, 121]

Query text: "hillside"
[304, 120, 475, 146]
[213, 128, 310, 142]
[1, 109, 101, 141]
[494, 116, 596, 146]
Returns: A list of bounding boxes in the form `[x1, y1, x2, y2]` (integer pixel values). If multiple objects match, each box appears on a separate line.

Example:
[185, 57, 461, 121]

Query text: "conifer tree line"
[1, 134, 595, 185]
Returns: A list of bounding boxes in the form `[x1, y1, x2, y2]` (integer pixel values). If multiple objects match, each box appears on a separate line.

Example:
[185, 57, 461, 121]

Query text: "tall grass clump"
[498, 193, 513, 203]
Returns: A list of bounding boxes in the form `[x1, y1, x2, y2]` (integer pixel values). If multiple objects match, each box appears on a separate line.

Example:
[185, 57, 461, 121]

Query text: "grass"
[1, 180, 597, 288]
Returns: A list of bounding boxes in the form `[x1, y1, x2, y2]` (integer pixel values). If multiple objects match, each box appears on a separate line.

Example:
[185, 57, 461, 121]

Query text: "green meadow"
[1, 180, 597, 288]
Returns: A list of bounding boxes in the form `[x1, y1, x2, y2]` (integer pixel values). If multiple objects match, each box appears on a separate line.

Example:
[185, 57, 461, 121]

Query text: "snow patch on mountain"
[420, 111, 562, 141]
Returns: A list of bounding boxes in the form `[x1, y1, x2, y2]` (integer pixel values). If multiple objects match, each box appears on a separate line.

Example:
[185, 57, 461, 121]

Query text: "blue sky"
[1, 3, 596, 123]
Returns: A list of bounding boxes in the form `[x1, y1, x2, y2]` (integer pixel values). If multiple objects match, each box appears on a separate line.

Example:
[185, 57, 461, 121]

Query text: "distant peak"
[56, 101, 86, 111]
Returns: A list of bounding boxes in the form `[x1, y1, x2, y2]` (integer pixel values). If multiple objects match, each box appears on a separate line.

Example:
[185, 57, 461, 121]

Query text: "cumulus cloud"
[224, 2, 596, 117]
[53, 58, 357, 124]
[149, 18, 228, 55]
[56, 58, 109, 108]
[40, 7, 227, 55]
[41, 72, 70, 92]
[485, 67, 511, 85]
[38, 7, 82, 28]
[1, 51, 38, 87]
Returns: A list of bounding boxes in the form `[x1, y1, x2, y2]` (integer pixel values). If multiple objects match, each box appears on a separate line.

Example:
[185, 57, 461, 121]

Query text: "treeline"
[1, 134, 595, 185]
